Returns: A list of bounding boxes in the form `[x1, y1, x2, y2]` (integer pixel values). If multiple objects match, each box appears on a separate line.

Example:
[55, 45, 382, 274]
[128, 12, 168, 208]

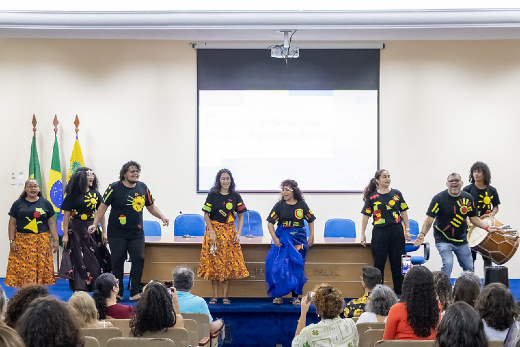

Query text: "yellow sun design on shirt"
[84, 192, 98, 209]
[127, 195, 145, 212]
[478, 191, 493, 211]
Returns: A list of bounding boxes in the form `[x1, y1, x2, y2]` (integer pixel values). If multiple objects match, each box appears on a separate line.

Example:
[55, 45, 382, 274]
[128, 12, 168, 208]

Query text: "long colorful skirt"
[265, 225, 308, 298]
[197, 220, 249, 281]
[59, 219, 112, 292]
[5, 232, 55, 287]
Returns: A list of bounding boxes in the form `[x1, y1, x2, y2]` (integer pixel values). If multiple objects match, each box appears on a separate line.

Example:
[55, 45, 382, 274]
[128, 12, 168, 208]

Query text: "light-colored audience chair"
[107, 337, 175, 347]
[489, 341, 504, 347]
[181, 313, 210, 341]
[106, 319, 131, 337]
[141, 327, 189, 347]
[351, 316, 359, 323]
[84, 336, 100, 347]
[361, 329, 385, 347]
[82, 328, 123, 347]
[374, 340, 435, 346]
[356, 322, 386, 341]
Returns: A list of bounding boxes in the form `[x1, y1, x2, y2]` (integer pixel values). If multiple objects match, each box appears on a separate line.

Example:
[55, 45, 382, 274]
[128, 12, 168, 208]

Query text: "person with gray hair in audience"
[173, 266, 223, 334]
[356, 284, 398, 324]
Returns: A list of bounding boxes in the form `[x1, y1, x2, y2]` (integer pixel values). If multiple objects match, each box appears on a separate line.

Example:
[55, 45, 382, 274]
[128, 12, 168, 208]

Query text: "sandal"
[291, 298, 301, 305]
[209, 297, 218, 305]
[223, 298, 231, 305]
[272, 297, 283, 305]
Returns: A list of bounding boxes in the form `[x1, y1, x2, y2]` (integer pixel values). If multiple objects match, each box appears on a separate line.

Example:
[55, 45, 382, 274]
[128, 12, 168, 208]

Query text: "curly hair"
[434, 301, 488, 347]
[119, 161, 141, 182]
[401, 266, 440, 338]
[475, 282, 518, 331]
[432, 271, 453, 311]
[19, 179, 43, 199]
[92, 273, 117, 320]
[469, 161, 491, 186]
[130, 281, 177, 337]
[65, 167, 99, 195]
[209, 169, 236, 194]
[363, 169, 388, 201]
[0, 325, 25, 347]
[280, 179, 304, 201]
[453, 271, 481, 307]
[16, 297, 84, 347]
[365, 284, 398, 316]
[312, 284, 344, 319]
[5, 283, 49, 328]
[68, 291, 99, 328]
[0, 286, 7, 321]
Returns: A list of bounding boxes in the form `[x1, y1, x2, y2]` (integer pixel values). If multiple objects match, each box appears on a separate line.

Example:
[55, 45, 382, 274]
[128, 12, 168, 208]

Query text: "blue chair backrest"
[324, 218, 356, 238]
[405, 219, 420, 252]
[234, 210, 263, 236]
[174, 214, 206, 236]
[143, 220, 162, 236]
[304, 220, 310, 237]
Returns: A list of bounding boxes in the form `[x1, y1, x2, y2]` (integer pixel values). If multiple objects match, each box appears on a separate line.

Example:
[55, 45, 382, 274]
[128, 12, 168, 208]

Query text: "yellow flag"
[67, 135, 85, 182]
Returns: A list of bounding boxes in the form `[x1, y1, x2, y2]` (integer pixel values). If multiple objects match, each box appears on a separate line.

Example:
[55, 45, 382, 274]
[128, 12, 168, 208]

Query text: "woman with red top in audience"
[93, 273, 134, 319]
[383, 266, 441, 340]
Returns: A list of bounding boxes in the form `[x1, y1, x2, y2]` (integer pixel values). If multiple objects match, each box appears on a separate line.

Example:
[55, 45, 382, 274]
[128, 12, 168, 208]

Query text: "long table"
[142, 235, 393, 298]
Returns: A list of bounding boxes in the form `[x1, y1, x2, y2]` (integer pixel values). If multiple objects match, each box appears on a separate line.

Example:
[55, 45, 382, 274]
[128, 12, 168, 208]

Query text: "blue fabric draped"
[265, 225, 308, 298]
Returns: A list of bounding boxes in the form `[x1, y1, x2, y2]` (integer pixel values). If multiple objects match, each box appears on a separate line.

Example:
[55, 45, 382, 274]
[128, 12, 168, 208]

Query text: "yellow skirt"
[5, 232, 55, 287]
[197, 220, 249, 281]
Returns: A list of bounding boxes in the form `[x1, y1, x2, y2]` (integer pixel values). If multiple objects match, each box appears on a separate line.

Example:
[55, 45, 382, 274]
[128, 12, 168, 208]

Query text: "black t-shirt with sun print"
[202, 192, 247, 224]
[102, 181, 154, 236]
[463, 184, 500, 217]
[8, 198, 55, 234]
[266, 200, 316, 228]
[61, 189, 101, 220]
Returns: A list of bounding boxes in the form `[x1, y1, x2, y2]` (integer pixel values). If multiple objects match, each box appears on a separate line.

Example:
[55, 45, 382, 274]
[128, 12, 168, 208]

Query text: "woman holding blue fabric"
[266, 179, 316, 305]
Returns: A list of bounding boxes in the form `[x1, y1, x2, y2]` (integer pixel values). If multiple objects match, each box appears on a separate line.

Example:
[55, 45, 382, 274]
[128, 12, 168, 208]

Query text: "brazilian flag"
[47, 136, 64, 236]
[28, 136, 42, 187]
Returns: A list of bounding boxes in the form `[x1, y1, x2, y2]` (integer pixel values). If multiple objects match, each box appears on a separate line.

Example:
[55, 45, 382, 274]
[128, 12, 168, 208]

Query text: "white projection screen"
[197, 49, 380, 193]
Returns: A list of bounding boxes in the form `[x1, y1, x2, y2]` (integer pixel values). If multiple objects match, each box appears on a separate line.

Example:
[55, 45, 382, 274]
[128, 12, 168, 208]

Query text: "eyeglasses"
[281, 187, 293, 192]
[115, 279, 120, 286]
[448, 179, 461, 183]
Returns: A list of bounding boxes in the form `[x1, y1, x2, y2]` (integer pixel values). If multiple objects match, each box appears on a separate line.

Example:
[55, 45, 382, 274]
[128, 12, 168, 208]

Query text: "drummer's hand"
[487, 225, 498, 233]
[414, 234, 425, 247]
[360, 235, 367, 248]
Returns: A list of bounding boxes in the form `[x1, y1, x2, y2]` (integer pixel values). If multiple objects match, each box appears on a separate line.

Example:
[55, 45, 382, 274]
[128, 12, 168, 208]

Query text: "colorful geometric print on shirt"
[8, 198, 55, 234]
[202, 192, 247, 224]
[426, 190, 477, 244]
[463, 184, 501, 217]
[61, 189, 101, 221]
[361, 189, 409, 227]
[266, 200, 316, 228]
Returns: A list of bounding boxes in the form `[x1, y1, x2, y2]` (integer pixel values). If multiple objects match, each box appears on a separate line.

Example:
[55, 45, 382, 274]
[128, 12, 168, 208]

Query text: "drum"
[467, 215, 519, 265]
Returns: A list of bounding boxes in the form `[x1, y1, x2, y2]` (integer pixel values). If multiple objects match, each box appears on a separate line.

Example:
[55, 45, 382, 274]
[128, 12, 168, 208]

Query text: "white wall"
[0, 38, 519, 280]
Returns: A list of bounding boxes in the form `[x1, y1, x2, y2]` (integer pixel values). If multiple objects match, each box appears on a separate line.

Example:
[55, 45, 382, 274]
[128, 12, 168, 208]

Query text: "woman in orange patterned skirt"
[6, 179, 59, 287]
[198, 169, 249, 304]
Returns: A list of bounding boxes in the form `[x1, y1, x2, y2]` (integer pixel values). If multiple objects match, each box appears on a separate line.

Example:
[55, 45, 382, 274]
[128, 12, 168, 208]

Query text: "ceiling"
[2, 9, 520, 44]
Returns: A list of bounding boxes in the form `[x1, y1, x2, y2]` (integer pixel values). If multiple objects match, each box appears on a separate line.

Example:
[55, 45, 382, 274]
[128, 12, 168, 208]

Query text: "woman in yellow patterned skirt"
[198, 169, 249, 304]
[6, 179, 59, 287]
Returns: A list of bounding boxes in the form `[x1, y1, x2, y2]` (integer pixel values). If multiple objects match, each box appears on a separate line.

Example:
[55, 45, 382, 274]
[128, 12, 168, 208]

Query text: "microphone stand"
[246, 211, 254, 238]
[180, 211, 192, 238]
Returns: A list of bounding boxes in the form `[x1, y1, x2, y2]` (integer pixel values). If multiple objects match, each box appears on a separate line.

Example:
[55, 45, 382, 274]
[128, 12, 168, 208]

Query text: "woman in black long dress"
[60, 167, 111, 291]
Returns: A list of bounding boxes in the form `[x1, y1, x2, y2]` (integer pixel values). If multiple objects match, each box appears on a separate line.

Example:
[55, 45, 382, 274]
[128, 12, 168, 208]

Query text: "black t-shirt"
[462, 184, 501, 217]
[102, 181, 154, 235]
[266, 200, 316, 228]
[361, 188, 409, 227]
[61, 189, 101, 220]
[426, 190, 477, 245]
[8, 197, 55, 234]
[202, 191, 247, 224]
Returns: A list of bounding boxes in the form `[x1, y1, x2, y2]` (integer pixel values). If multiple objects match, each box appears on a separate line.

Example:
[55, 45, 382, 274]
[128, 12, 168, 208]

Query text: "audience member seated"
[435, 301, 488, 347]
[93, 273, 134, 319]
[0, 287, 7, 322]
[357, 284, 397, 324]
[383, 266, 441, 340]
[5, 283, 48, 328]
[344, 266, 382, 318]
[0, 324, 25, 347]
[292, 284, 358, 347]
[432, 271, 453, 314]
[475, 282, 519, 342]
[172, 266, 223, 334]
[453, 271, 481, 307]
[68, 291, 114, 329]
[130, 281, 184, 337]
[16, 297, 83, 347]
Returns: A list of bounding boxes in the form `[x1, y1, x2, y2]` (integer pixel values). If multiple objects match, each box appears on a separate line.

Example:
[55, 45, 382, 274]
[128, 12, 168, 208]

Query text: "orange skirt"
[197, 220, 249, 281]
[5, 232, 55, 287]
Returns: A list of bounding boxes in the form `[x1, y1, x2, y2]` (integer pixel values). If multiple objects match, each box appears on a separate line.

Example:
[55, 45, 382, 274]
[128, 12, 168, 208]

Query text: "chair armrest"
[423, 242, 430, 261]
[198, 337, 210, 346]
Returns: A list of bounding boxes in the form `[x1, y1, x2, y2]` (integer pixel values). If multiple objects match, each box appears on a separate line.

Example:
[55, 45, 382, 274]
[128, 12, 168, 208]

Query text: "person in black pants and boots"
[360, 169, 411, 295]
[89, 161, 169, 301]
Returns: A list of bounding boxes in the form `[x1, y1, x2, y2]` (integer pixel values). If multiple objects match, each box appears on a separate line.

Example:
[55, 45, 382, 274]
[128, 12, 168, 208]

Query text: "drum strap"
[435, 225, 465, 243]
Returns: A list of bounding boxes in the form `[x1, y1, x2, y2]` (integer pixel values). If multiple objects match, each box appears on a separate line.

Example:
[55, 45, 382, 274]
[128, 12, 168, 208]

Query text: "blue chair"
[234, 210, 263, 237]
[405, 218, 430, 265]
[143, 220, 162, 236]
[173, 214, 206, 236]
[304, 220, 310, 237]
[324, 218, 356, 238]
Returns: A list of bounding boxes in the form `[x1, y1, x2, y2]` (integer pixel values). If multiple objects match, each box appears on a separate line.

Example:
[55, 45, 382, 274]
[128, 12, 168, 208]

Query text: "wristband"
[485, 226, 489, 231]
[9, 239, 15, 243]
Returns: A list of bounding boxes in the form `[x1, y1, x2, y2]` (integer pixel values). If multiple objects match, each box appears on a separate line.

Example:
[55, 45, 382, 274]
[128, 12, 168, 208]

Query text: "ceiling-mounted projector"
[270, 30, 299, 59]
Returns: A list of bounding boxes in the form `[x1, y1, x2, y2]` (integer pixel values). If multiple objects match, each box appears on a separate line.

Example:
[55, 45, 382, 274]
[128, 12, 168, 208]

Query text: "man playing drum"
[414, 173, 498, 277]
